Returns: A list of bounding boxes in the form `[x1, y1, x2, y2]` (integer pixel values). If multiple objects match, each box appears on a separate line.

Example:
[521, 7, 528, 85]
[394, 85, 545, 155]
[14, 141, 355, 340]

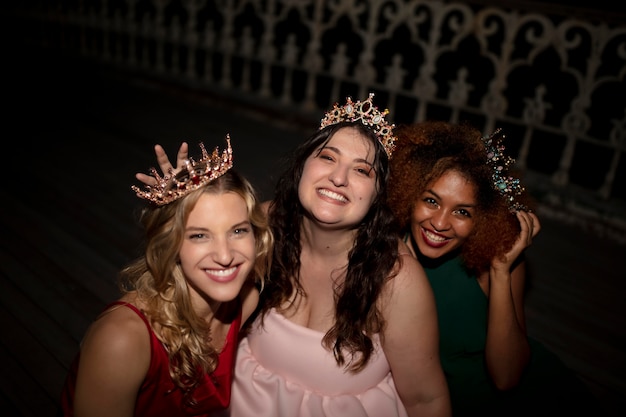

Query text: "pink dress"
[218, 308, 408, 417]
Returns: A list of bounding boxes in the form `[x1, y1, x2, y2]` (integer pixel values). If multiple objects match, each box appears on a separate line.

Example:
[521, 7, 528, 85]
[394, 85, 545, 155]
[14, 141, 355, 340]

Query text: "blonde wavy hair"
[119, 169, 272, 403]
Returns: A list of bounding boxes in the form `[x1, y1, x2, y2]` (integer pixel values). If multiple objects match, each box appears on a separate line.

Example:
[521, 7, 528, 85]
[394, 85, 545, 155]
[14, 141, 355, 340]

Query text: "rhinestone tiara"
[132, 135, 234, 206]
[482, 129, 528, 212]
[320, 93, 397, 158]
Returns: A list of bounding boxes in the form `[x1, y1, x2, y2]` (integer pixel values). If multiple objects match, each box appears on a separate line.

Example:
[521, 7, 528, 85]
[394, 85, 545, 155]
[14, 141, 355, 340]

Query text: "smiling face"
[178, 191, 256, 306]
[410, 169, 478, 259]
[297, 126, 379, 230]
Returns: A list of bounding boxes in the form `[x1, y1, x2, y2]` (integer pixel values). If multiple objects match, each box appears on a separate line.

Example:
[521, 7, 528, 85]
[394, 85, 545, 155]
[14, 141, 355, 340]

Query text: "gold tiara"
[320, 93, 397, 158]
[482, 129, 528, 211]
[132, 135, 234, 206]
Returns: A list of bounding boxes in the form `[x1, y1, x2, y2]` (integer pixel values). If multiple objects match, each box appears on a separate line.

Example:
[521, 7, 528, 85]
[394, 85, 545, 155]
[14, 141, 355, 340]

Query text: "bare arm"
[135, 142, 189, 185]
[382, 242, 452, 417]
[73, 306, 150, 417]
[484, 210, 541, 390]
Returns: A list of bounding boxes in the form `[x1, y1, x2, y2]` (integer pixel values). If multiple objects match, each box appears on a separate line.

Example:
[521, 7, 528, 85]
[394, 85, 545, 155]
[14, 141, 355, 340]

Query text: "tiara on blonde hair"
[320, 93, 397, 158]
[132, 135, 233, 206]
[483, 129, 527, 211]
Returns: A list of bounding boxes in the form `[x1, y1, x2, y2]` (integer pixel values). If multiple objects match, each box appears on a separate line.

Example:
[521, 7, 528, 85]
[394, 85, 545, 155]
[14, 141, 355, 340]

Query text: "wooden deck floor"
[2, 56, 625, 417]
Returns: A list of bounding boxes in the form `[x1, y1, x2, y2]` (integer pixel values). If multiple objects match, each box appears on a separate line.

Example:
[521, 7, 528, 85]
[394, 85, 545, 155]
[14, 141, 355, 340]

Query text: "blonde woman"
[60, 137, 272, 417]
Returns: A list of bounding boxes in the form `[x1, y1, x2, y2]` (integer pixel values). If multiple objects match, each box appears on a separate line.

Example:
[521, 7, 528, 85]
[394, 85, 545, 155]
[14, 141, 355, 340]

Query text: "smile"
[318, 188, 348, 203]
[205, 266, 238, 276]
[423, 229, 448, 242]
[420, 227, 452, 249]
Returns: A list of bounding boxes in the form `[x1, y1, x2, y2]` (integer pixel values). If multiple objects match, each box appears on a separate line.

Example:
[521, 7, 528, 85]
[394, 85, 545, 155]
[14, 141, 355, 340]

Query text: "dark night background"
[1, 1, 625, 416]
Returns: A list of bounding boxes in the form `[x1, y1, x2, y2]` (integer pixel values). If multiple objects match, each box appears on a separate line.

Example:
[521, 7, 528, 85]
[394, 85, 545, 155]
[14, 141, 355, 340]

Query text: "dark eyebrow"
[320, 145, 375, 170]
[425, 189, 477, 209]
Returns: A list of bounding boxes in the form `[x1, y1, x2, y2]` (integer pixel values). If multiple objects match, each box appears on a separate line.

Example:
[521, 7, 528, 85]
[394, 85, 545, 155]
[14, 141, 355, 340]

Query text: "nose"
[212, 239, 234, 266]
[430, 210, 451, 232]
[329, 164, 349, 187]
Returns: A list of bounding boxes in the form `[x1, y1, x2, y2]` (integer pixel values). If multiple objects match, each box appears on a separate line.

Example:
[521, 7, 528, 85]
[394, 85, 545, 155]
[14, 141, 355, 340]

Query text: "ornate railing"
[7, 0, 626, 234]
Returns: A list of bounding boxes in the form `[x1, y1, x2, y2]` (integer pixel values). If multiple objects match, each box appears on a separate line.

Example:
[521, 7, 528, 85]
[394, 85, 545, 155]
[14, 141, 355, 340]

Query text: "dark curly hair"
[259, 121, 400, 372]
[387, 121, 535, 273]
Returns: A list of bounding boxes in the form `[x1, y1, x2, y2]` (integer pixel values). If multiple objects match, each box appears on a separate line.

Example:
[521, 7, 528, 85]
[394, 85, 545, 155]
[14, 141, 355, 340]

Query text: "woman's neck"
[300, 218, 356, 258]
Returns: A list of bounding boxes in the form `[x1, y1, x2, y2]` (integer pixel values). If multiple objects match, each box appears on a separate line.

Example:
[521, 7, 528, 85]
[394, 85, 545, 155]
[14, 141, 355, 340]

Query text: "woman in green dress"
[387, 121, 604, 417]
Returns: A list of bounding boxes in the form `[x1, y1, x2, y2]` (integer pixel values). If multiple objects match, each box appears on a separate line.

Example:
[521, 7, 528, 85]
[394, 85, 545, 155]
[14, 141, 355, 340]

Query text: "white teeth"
[424, 229, 446, 242]
[206, 266, 237, 276]
[318, 188, 347, 202]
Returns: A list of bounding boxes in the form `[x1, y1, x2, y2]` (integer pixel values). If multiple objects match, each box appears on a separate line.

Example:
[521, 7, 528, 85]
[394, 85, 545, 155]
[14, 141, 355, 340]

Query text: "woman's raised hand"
[513, 210, 541, 252]
[135, 142, 189, 186]
[492, 210, 541, 273]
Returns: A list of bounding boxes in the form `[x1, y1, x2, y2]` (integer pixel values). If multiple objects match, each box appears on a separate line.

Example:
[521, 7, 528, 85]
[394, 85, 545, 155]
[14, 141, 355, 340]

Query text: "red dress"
[60, 301, 241, 416]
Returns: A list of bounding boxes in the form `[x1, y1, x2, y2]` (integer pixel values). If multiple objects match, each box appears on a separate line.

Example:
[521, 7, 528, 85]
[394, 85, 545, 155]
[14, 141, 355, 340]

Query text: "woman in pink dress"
[226, 95, 450, 417]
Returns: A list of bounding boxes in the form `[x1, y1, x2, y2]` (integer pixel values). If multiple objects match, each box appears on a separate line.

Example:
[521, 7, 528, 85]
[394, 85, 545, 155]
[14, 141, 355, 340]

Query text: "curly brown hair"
[387, 121, 535, 273]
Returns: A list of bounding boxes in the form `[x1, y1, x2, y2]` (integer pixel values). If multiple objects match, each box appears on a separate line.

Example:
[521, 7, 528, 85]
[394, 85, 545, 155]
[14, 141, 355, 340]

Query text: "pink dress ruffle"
[217, 308, 408, 417]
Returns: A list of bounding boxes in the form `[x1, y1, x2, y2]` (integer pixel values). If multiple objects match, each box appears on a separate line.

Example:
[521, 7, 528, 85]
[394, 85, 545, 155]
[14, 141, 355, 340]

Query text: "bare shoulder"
[394, 238, 429, 284]
[80, 302, 151, 366]
[74, 301, 152, 411]
[380, 239, 432, 304]
[380, 239, 438, 342]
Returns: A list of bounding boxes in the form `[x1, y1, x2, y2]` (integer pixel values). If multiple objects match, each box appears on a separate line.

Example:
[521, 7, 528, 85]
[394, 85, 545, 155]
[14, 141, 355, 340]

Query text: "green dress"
[422, 255, 603, 416]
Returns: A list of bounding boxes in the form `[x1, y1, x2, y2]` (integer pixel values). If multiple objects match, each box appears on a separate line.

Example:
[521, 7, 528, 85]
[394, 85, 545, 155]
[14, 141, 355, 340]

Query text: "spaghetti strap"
[101, 301, 150, 327]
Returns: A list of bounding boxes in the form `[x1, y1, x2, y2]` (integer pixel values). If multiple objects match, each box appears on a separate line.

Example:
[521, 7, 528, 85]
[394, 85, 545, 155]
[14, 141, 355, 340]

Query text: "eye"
[231, 222, 254, 238]
[188, 233, 206, 240]
[233, 227, 251, 236]
[423, 197, 438, 207]
[455, 208, 472, 218]
[317, 149, 335, 162]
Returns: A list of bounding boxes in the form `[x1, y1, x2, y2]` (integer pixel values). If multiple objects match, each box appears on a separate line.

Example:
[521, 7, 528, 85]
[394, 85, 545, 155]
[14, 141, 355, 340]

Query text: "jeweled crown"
[132, 135, 234, 206]
[482, 129, 527, 212]
[320, 93, 397, 158]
